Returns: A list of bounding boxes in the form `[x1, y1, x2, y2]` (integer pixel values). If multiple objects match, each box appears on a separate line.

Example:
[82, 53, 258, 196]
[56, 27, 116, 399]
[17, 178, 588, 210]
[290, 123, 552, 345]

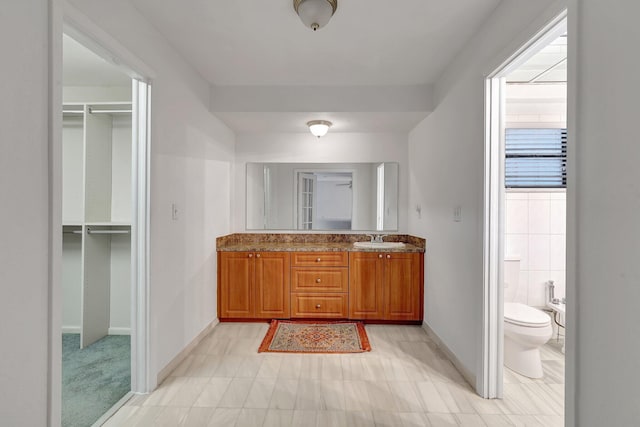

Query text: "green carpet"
[62, 334, 130, 427]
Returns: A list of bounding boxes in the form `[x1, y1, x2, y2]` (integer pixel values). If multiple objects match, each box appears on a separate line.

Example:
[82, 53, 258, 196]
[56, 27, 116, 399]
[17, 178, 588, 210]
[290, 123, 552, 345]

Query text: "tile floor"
[104, 324, 565, 426]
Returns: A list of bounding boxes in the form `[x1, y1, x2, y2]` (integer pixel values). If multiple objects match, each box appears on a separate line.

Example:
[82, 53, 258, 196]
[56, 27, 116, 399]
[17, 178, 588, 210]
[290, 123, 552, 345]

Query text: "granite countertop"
[216, 234, 425, 253]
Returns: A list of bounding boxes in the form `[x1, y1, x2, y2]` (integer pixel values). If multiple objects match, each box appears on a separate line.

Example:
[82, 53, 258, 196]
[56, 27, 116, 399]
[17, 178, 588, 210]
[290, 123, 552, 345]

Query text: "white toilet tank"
[504, 256, 521, 289]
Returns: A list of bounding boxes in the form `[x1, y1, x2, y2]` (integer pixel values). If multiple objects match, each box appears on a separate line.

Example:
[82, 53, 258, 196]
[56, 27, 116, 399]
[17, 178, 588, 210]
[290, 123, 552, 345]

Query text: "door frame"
[52, 4, 155, 423]
[480, 12, 567, 398]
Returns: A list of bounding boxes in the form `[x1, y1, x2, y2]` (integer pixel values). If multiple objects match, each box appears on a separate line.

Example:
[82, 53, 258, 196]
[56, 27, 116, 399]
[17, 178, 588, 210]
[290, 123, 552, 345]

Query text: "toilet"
[503, 258, 553, 378]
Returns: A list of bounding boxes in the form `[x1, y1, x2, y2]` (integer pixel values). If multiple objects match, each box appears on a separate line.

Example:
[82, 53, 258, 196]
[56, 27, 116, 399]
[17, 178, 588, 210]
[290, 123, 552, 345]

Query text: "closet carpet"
[62, 334, 130, 427]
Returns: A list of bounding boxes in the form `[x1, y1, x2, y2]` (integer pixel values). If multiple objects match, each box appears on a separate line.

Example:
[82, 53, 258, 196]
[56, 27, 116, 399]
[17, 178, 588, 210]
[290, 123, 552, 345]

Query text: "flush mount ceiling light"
[294, 0, 338, 31]
[307, 120, 332, 138]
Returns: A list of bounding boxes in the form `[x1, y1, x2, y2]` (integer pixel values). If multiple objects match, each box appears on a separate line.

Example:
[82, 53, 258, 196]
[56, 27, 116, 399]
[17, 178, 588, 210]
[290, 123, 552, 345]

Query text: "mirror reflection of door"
[298, 173, 316, 229]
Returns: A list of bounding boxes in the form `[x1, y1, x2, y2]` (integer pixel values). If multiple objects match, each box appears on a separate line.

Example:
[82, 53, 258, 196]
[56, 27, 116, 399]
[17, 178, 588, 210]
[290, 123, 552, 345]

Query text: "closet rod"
[62, 110, 84, 114]
[87, 229, 130, 235]
[88, 108, 132, 114]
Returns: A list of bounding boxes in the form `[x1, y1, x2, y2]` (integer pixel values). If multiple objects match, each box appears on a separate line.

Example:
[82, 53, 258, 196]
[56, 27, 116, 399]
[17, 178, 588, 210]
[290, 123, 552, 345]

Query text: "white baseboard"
[422, 321, 476, 389]
[157, 318, 220, 385]
[92, 391, 134, 427]
[108, 327, 131, 335]
[62, 326, 80, 334]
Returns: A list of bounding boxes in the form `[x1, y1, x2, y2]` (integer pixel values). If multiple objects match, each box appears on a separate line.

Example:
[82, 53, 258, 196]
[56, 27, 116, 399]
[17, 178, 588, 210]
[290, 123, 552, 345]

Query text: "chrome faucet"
[365, 234, 388, 243]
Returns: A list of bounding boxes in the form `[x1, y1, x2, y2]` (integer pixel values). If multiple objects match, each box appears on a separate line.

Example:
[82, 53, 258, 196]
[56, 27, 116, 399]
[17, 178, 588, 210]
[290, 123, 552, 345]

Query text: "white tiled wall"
[504, 191, 566, 308]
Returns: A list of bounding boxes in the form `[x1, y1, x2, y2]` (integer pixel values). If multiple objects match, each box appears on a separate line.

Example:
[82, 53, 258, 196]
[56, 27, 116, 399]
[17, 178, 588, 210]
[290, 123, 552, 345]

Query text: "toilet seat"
[504, 302, 550, 328]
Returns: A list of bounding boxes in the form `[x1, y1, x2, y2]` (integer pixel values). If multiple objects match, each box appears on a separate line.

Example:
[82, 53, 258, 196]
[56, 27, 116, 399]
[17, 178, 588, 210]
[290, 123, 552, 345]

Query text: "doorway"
[293, 169, 355, 230]
[482, 12, 567, 399]
[60, 28, 150, 426]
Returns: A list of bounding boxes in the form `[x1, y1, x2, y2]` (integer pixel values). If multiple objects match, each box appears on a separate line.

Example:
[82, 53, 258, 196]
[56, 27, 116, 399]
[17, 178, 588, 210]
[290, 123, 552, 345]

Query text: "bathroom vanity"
[216, 234, 425, 323]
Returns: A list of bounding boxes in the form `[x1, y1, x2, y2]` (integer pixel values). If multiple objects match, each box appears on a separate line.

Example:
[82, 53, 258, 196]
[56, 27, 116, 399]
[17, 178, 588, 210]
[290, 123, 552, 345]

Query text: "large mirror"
[246, 162, 399, 231]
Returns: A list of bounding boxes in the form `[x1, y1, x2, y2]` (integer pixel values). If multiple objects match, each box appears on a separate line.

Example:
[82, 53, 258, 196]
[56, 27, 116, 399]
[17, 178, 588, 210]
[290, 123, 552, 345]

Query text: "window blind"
[505, 128, 567, 188]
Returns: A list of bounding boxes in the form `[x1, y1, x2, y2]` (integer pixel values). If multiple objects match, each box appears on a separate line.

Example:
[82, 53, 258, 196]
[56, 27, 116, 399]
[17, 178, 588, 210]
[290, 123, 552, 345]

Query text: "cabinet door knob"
[378, 254, 383, 258]
[386, 254, 391, 259]
[316, 258, 321, 262]
[316, 304, 321, 309]
[256, 253, 261, 258]
[316, 278, 321, 283]
[248, 253, 253, 258]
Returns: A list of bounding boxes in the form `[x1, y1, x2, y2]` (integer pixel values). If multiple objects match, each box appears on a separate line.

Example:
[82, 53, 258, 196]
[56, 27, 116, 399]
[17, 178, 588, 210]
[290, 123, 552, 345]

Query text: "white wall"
[504, 191, 566, 306]
[407, 0, 565, 383]
[569, 1, 640, 425]
[506, 83, 567, 127]
[234, 132, 409, 233]
[62, 116, 84, 223]
[0, 0, 56, 424]
[67, 0, 235, 389]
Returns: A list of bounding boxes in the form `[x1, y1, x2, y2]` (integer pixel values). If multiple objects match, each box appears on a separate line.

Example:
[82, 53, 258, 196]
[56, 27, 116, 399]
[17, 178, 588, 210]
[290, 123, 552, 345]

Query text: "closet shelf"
[63, 102, 132, 116]
[62, 98, 133, 348]
[87, 229, 130, 235]
[85, 222, 131, 227]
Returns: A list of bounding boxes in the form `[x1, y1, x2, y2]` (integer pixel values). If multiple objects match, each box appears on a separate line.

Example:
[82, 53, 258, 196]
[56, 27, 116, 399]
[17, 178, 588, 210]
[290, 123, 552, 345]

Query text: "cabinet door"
[219, 252, 254, 318]
[384, 253, 422, 321]
[254, 252, 291, 319]
[348, 252, 384, 319]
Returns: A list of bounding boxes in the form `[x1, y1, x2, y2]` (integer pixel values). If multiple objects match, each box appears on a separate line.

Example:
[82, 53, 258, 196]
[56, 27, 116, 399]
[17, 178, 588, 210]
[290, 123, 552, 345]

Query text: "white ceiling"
[130, 0, 502, 86]
[63, 0, 507, 132]
[63, 34, 131, 87]
[507, 34, 567, 83]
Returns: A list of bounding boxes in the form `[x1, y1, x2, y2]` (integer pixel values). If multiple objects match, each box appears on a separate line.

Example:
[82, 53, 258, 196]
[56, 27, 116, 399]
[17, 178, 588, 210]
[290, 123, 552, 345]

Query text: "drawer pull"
[256, 253, 261, 258]
[316, 278, 322, 283]
[248, 253, 253, 258]
[316, 257, 322, 262]
[316, 304, 321, 309]
[378, 254, 383, 258]
[386, 254, 391, 259]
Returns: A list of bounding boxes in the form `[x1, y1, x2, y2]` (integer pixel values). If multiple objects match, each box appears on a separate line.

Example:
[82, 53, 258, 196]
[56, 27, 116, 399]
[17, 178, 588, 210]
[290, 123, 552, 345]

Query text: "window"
[505, 128, 567, 188]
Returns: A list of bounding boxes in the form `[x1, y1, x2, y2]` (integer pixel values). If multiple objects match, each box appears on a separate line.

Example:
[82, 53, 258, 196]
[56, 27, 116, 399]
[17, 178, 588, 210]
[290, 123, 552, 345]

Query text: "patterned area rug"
[258, 320, 371, 353]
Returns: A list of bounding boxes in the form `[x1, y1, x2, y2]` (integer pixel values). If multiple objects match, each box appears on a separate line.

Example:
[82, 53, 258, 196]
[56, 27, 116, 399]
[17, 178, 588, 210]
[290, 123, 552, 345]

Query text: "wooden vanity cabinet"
[349, 252, 423, 321]
[218, 251, 290, 319]
[218, 248, 423, 322]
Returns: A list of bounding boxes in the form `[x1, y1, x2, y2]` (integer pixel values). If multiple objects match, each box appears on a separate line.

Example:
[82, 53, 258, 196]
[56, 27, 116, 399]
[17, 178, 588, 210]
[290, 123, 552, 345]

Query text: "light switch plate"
[172, 203, 179, 220]
[453, 206, 462, 222]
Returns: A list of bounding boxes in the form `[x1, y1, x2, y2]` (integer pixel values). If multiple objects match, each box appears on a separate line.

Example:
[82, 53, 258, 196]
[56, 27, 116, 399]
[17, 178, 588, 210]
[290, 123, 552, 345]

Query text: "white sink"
[353, 241, 406, 249]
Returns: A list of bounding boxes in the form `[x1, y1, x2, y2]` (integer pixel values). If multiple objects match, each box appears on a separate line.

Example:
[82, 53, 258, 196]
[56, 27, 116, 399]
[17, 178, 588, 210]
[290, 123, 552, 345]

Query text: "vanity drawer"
[291, 251, 348, 267]
[291, 293, 348, 318]
[291, 267, 348, 292]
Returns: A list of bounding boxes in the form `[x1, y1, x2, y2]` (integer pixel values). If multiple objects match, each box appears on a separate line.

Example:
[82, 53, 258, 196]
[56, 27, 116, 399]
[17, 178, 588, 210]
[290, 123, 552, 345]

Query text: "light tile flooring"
[104, 324, 565, 426]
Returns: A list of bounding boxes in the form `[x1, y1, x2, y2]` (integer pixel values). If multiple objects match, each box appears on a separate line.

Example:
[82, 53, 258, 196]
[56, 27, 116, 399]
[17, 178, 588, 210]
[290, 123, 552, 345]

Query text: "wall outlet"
[171, 203, 179, 220]
[453, 206, 462, 222]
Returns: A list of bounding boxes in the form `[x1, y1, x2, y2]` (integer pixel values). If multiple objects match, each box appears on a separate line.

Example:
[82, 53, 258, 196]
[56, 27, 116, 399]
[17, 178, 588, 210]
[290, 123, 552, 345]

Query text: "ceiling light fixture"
[293, 0, 338, 31]
[307, 120, 332, 138]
